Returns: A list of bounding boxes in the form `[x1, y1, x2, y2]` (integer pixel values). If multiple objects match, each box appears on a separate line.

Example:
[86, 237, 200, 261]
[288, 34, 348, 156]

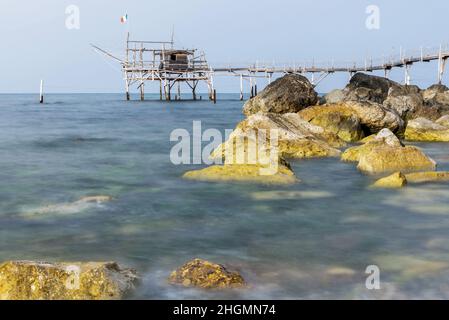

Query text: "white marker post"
[39, 80, 44, 104]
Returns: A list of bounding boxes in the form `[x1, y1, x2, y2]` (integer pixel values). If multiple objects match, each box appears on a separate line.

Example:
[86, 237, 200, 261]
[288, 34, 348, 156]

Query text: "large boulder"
[168, 259, 245, 289]
[405, 117, 449, 142]
[341, 128, 436, 174]
[417, 84, 449, 120]
[243, 74, 318, 116]
[210, 113, 343, 161]
[299, 101, 404, 136]
[344, 73, 402, 104]
[383, 85, 424, 120]
[0, 261, 138, 300]
[342, 128, 403, 162]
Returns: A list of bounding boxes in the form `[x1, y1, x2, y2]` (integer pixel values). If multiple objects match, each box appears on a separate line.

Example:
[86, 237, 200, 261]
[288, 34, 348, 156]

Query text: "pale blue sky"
[2, 0, 449, 93]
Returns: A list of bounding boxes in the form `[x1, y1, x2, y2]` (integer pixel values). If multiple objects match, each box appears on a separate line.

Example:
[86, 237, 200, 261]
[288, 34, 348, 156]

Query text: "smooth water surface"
[1, 93, 449, 299]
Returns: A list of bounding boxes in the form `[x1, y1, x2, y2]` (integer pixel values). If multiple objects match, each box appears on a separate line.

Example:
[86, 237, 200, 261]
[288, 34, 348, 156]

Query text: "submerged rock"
[243, 74, 318, 116]
[405, 117, 449, 142]
[405, 171, 449, 184]
[183, 162, 297, 185]
[372, 172, 407, 189]
[168, 259, 245, 289]
[0, 261, 138, 300]
[20, 195, 114, 219]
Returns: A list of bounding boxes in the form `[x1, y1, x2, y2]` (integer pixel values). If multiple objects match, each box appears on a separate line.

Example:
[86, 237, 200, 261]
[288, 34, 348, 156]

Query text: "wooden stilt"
[240, 74, 243, 101]
[159, 81, 163, 100]
[140, 83, 145, 101]
[39, 80, 44, 104]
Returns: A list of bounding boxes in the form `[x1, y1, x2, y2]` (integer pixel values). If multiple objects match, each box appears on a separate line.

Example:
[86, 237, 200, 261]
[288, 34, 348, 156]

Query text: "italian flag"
[120, 14, 128, 24]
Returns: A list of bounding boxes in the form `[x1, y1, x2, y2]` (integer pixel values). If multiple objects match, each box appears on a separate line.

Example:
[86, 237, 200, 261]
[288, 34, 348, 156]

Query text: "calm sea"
[1, 93, 449, 299]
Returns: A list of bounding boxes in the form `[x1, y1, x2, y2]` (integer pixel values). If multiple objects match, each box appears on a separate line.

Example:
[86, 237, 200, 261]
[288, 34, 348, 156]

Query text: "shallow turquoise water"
[1, 93, 449, 299]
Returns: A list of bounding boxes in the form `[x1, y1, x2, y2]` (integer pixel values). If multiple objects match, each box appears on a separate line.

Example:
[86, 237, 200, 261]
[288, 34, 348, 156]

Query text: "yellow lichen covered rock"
[210, 113, 343, 161]
[298, 110, 364, 142]
[405, 117, 449, 142]
[342, 128, 436, 174]
[372, 172, 407, 188]
[168, 259, 245, 289]
[358, 146, 436, 175]
[299, 101, 404, 136]
[342, 128, 403, 162]
[183, 162, 297, 185]
[405, 171, 449, 184]
[0, 261, 138, 300]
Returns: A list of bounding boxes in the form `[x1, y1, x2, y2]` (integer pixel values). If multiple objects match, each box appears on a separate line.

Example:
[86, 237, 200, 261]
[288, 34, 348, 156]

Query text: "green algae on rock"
[0, 261, 138, 300]
[168, 259, 245, 289]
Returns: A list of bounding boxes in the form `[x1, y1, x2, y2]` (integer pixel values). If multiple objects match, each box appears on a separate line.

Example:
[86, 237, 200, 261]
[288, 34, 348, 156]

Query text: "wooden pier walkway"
[92, 37, 449, 101]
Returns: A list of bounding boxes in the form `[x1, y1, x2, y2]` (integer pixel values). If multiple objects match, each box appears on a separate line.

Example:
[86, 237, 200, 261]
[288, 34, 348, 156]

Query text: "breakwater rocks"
[184, 72, 449, 185]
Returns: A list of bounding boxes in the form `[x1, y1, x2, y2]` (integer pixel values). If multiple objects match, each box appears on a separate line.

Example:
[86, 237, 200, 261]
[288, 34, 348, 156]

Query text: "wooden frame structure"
[122, 33, 215, 102]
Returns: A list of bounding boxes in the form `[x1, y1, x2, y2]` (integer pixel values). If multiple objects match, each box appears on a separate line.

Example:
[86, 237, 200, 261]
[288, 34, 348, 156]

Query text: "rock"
[300, 110, 364, 142]
[420, 84, 449, 119]
[345, 101, 404, 134]
[357, 145, 436, 174]
[405, 117, 449, 142]
[78, 195, 114, 203]
[0, 261, 138, 300]
[211, 113, 343, 161]
[299, 101, 404, 136]
[405, 171, 449, 184]
[383, 86, 424, 119]
[20, 195, 114, 219]
[242, 74, 318, 116]
[168, 259, 245, 289]
[325, 267, 356, 277]
[344, 73, 402, 104]
[324, 89, 346, 104]
[342, 128, 403, 162]
[183, 162, 298, 185]
[372, 172, 407, 188]
[342, 128, 436, 174]
[436, 115, 449, 127]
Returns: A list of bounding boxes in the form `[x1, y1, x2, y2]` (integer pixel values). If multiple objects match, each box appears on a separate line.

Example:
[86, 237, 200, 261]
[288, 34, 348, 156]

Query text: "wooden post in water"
[240, 74, 244, 101]
[39, 80, 44, 103]
[213, 89, 217, 104]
